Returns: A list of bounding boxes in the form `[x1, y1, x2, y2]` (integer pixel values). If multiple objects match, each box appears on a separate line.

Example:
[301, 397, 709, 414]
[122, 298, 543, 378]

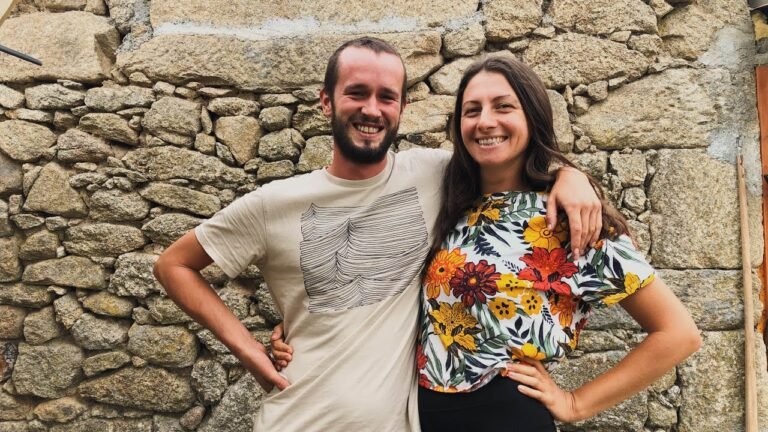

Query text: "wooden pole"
[737, 153, 759, 432]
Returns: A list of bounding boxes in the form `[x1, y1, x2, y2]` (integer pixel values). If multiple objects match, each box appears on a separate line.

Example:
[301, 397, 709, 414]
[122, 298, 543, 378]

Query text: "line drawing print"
[299, 187, 429, 313]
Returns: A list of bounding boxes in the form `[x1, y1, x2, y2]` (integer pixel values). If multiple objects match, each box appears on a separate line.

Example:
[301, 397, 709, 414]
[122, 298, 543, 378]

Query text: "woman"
[416, 57, 700, 431]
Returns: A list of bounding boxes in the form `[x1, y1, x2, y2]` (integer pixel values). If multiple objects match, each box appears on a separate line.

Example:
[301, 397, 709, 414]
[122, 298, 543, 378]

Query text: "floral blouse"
[418, 191, 655, 393]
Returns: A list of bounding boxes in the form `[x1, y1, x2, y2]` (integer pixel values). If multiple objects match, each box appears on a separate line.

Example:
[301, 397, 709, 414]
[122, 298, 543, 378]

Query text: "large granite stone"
[190, 359, 227, 405]
[577, 69, 717, 150]
[483, 0, 542, 41]
[523, 33, 649, 89]
[214, 116, 262, 165]
[23, 163, 88, 217]
[82, 351, 131, 377]
[549, 0, 657, 35]
[292, 103, 330, 137]
[127, 324, 198, 368]
[659, 0, 750, 60]
[428, 56, 476, 95]
[150, 0, 477, 28]
[49, 418, 152, 432]
[443, 23, 486, 58]
[677, 331, 768, 431]
[82, 291, 135, 318]
[658, 270, 759, 331]
[553, 351, 647, 430]
[297, 135, 333, 173]
[117, 32, 442, 90]
[0, 238, 20, 282]
[649, 150, 756, 269]
[0, 306, 25, 339]
[208, 98, 259, 117]
[32, 396, 87, 423]
[79, 366, 195, 412]
[24, 84, 85, 110]
[258, 128, 304, 162]
[399, 95, 454, 136]
[146, 295, 191, 324]
[609, 153, 646, 187]
[23, 306, 63, 345]
[0, 121, 56, 162]
[84, 85, 155, 112]
[23, 256, 106, 290]
[0, 283, 54, 307]
[64, 223, 146, 257]
[53, 292, 83, 330]
[0, 12, 119, 83]
[547, 90, 574, 152]
[0, 391, 34, 421]
[79, 113, 139, 146]
[12, 340, 83, 398]
[197, 374, 265, 432]
[139, 183, 221, 217]
[71, 313, 130, 350]
[142, 213, 202, 246]
[109, 253, 164, 298]
[89, 189, 151, 222]
[0, 85, 24, 110]
[142, 97, 201, 138]
[0, 152, 22, 197]
[259, 106, 292, 131]
[19, 230, 59, 261]
[123, 146, 247, 188]
[56, 129, 114, 163]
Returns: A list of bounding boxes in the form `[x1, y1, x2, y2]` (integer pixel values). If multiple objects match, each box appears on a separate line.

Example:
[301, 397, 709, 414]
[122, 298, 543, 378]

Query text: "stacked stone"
[0, 0, 766, 431]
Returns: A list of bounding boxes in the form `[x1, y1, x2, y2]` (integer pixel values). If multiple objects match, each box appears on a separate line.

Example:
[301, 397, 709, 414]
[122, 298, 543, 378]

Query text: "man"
[153, 37, 601, 431]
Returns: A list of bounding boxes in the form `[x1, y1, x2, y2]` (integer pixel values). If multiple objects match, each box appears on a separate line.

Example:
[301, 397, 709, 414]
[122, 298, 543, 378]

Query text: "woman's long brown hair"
[427, 57, 630, 263]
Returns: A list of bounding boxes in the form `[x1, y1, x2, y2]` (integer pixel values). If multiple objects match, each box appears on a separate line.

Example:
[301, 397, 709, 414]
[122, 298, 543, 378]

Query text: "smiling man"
[153, 37, 601, 431]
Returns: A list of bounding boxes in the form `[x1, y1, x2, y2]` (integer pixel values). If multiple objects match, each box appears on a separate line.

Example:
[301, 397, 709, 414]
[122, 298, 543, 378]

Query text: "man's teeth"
[477, 137, 505, 145]
[356, 125, 380, 134]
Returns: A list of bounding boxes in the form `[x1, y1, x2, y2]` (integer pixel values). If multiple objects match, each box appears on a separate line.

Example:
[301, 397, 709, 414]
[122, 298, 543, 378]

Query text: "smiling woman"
[416, 56, 701, 432]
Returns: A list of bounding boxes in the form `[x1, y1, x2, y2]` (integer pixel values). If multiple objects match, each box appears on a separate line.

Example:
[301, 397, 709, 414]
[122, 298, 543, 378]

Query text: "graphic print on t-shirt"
[299, 187, 429, 313]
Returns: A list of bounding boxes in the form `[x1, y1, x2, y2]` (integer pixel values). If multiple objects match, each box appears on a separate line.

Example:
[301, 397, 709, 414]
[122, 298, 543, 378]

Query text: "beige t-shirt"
[195, 148, 450, 431]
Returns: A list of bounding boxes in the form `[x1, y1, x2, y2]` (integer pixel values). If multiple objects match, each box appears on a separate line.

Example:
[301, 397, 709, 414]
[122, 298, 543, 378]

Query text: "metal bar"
[0, 43, 41, 65]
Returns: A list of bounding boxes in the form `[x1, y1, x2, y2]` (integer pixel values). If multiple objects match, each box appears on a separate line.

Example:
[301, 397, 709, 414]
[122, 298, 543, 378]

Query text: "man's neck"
[326, 149, 389, 180]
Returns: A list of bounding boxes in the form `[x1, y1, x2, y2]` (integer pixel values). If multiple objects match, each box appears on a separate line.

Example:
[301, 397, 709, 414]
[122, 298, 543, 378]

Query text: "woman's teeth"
[477, 137, 505, 146]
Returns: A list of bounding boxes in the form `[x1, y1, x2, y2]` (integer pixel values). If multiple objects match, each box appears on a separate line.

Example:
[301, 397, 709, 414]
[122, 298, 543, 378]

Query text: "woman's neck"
[480, 164, 528, 194]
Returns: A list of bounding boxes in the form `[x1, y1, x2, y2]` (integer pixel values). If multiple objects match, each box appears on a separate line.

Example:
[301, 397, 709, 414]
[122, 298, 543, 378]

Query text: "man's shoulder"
[394, 148, 451, 173]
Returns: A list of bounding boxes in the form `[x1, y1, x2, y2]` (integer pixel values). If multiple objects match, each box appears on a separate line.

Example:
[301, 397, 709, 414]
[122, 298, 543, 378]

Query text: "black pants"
[418, 376, 556, 432]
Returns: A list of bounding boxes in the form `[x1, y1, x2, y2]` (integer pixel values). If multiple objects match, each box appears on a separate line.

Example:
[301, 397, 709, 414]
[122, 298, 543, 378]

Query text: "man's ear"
[320, 88, 333, 117]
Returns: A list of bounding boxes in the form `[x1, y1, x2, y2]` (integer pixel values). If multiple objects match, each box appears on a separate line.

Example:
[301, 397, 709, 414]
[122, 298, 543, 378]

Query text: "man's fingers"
[271, 322, 284, 341]
[271, 338, 293, 355]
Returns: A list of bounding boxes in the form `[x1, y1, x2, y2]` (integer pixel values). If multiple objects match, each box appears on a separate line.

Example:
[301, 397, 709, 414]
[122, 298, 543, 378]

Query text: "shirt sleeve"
[195, 189, 267, 279]
[569, 234, 656, 308]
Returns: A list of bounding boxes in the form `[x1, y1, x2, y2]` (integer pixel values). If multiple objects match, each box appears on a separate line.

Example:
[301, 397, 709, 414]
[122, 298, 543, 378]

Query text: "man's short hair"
[323, 37, 408, 104]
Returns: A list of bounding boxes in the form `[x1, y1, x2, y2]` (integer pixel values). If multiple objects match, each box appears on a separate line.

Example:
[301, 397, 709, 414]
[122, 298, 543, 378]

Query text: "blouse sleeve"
[568, 234, 656, 308]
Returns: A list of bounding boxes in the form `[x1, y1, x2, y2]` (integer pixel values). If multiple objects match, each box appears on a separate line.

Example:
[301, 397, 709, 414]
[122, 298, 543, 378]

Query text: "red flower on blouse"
[450, 260, 500, 307]
[518, 247, 578, 295]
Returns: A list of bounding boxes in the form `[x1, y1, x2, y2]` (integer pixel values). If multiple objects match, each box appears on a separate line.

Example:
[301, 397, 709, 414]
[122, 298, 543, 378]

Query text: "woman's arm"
[506, 278, 701, 422]
[154, 230, 290, 391]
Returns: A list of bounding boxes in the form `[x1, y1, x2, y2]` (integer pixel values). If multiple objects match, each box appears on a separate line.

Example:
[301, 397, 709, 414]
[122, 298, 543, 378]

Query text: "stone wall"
[0, 1, 766, 431]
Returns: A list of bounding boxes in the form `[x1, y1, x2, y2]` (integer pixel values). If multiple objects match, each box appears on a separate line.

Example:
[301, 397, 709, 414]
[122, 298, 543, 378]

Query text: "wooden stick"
[737, 153, 759, 432]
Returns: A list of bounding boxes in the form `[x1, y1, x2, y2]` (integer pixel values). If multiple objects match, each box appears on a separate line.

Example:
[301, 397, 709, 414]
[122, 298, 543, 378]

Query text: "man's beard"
[331, 112, 399, 164]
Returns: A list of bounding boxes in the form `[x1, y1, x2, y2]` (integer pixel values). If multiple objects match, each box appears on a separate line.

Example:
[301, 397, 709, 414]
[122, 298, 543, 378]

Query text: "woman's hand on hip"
[504, 359, 582, 423]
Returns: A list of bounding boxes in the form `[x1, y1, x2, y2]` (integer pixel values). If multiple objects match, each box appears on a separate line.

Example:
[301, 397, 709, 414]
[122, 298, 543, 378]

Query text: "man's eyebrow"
[343, 83, 369, 93]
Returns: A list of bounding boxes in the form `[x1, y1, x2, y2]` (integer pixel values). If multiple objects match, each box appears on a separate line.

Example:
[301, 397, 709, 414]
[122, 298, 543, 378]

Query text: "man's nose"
[360, 97, 382, 118]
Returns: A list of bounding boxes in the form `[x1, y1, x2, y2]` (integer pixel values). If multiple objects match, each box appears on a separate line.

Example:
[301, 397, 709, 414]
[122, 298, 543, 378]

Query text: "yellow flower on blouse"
[489, 297, 516, 320]
[520, 290, 543, 315]
[495, 273, 533, 298]
[511, 343, 547, 360]
[523, 215, 568, 251]
[424, 248, 467, 298]
[430, 302, 478, 351]
[466, 199, 506, 226]
[603, 272, 655, 305]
